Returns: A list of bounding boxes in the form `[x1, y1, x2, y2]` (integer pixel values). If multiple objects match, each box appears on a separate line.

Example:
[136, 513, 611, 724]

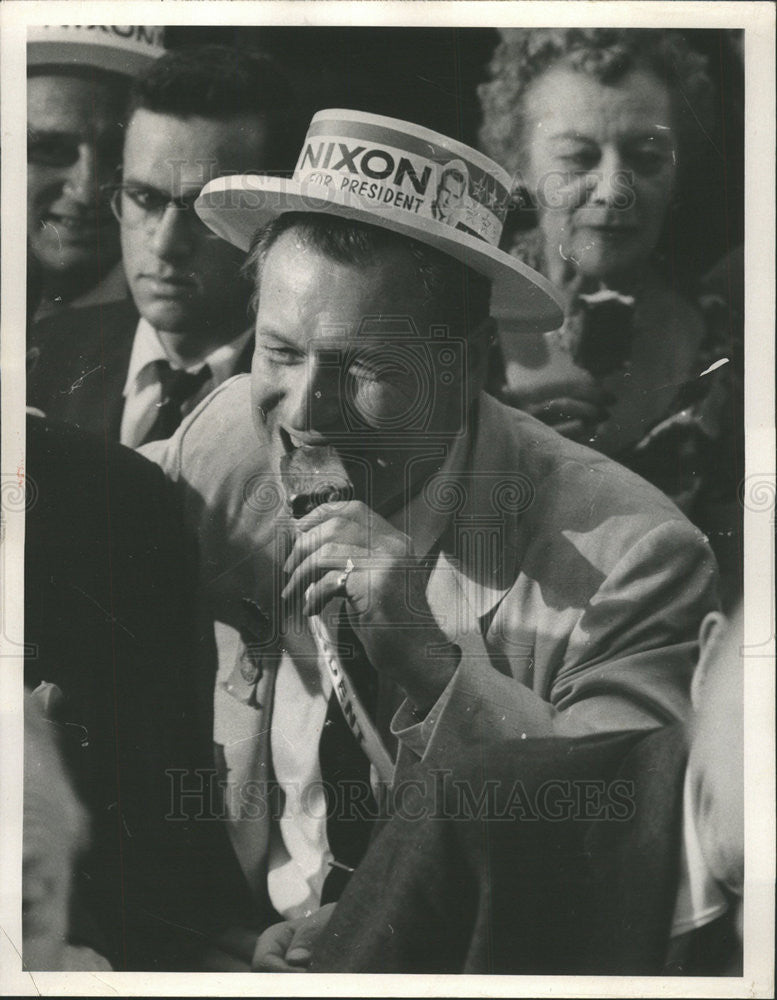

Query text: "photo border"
[1, 3, 774, 996]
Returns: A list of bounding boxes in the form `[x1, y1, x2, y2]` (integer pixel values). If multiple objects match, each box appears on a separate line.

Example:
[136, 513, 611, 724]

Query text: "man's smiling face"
[250, 228, 474, 513]
[27, 71, 126, 280]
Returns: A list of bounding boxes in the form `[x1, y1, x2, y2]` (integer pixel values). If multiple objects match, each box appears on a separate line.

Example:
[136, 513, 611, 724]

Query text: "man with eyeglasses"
[28, 44, 301, 447]
[27, 26, 165, 322]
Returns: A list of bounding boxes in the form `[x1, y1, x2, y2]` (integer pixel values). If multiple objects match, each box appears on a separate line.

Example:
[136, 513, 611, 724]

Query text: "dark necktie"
[318, 548, 439, 904]
[140, 360, 211, 445]
[319, 610, 380, 904]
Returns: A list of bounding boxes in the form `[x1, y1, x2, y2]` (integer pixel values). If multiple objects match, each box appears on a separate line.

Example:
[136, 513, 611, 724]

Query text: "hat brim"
[196, 176, 564, 334]
[28, 41, 158, 78]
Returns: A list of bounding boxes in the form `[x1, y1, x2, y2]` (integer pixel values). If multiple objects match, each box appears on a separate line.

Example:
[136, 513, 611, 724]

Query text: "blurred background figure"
[479, 28, 744, 608]
[24, 414, 250, 969]
[663, 602, 744, 973]
[27, 25, 165, 322]
[23, 691, 109, 970]
[680, 602, 745, 950]
[27, 45, 302, 447]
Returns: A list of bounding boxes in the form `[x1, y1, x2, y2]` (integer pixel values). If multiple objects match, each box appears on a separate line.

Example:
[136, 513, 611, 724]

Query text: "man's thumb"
[285, 907, 333, 964]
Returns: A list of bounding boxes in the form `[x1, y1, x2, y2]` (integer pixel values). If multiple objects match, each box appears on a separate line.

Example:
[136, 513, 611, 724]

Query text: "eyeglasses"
[105, 184, 223, 240]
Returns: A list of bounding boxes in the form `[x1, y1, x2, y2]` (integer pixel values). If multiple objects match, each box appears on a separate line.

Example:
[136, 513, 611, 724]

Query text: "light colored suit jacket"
[145, 375, 718, 887]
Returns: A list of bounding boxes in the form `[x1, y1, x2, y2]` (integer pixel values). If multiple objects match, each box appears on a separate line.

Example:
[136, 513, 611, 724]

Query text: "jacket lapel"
[377, 397, 527, 746]
[68, 300, 137, 438]
[426, 394, 525, 659]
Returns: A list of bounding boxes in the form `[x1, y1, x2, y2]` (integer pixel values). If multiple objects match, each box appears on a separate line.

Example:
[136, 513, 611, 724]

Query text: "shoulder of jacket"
[477, 392, 693, 532]
[30, 300, 138, 351]
[174, 373, 255, 452]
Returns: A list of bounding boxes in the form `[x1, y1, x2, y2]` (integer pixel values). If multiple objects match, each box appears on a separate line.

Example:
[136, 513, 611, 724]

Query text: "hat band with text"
[28, 25, 165, 60]
[294, 123, 511, 248]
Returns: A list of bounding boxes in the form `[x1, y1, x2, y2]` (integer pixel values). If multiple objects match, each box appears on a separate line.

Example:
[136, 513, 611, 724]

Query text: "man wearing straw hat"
[146, 110, 719, 970]
[27, 25, 165, 321]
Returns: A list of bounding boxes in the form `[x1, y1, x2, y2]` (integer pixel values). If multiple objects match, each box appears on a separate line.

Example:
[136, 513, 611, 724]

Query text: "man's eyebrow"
[122, 179, 163, 192]
[547, 132, 597, 143]
[547, 129, 674, 143]
[255, 327, 296, 345]
[625, 130, 676, 143]
[122, 180, 201, 204]
[347, 341, 399, 365]
[27, 128, 77, 140]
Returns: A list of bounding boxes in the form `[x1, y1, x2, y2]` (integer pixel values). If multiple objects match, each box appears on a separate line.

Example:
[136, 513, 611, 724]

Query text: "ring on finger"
[336, 556, 355, 591]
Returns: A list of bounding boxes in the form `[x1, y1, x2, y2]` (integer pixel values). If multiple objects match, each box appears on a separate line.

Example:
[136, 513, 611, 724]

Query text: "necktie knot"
[155, 359, 211, 406]
[140, 360, 212, 444]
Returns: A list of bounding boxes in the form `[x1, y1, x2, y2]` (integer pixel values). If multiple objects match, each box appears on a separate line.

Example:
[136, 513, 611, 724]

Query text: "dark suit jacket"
[27, 299, 139, 438]
[27, 300, 254, 440]
[311, 724, 741, 976]
[24, 416, 252, 970]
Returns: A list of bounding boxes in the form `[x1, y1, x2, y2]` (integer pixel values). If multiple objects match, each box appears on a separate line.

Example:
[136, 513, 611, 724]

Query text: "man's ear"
[465, 317, 497, 400]
[691, 610, 727, 710]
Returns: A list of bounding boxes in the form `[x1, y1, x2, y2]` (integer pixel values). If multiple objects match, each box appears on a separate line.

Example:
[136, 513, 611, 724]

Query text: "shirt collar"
[123, 317, 253, 397]
[670, 767, 729, 938]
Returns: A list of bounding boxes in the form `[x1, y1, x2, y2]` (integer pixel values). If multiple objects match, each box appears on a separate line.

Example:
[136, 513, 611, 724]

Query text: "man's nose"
[62, 144, 97, 206]
[284, 355, 343, 433]
[150, 204, 194, 261]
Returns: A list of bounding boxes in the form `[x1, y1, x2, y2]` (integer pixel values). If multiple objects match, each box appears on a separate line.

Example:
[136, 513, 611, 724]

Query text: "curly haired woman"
[479, 28, 743, 606]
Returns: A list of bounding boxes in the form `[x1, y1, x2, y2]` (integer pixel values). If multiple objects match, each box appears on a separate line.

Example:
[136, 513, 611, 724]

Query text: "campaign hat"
[28, 25, 165, 78]
[195, 109, 564, 332]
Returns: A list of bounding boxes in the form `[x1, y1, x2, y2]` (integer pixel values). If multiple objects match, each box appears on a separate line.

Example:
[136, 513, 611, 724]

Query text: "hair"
[478, 28, 715, 175]
[439, 168, 466, 189]
[243, 212, 493, 341]
[127, 45, 303, 171]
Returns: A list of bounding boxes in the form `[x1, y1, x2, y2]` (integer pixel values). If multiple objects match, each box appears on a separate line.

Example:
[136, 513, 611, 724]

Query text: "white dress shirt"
[669, 768, 729, 939]
[120, 318, 253, 448]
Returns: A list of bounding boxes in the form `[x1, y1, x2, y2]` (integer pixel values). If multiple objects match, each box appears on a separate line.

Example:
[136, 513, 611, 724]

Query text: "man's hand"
[282, 500, 460, 712]
[251, 903, 336, 972]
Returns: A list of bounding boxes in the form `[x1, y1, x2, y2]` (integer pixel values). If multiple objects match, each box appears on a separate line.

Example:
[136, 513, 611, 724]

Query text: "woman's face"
[522, 66, 677, 283]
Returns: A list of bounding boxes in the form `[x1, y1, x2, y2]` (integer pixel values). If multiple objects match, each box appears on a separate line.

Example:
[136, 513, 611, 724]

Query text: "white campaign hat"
[195, 109, 564, 333]
[28, 25, 165, 78]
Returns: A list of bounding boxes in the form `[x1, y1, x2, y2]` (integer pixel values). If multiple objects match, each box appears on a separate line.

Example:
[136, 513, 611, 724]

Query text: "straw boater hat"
[195, 109, 564, 333]
[28, 25, 165, 78]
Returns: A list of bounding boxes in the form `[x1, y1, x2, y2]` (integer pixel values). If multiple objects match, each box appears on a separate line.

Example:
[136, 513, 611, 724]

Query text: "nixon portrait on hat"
[431, 159, 469, 227]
